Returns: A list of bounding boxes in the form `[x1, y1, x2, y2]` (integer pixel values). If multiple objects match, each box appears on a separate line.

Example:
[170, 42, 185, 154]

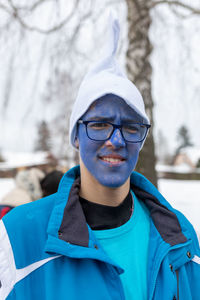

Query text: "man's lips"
[98, 155, 126, 164]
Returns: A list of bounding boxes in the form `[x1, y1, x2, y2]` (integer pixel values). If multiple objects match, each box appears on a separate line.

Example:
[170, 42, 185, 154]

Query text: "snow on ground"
[0, 177, 199, 231]
[158, 179, 200, 231]
[156, 164, 200, 173]
[0, 178, 15, 200]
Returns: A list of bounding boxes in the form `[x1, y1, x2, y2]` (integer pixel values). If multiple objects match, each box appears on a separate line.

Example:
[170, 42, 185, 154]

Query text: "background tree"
[35, 121, 51, 152]
[196, 159, 200, 169]
[176, 125, 193, 154]
[125, 0, 200, 186]
[155, 130, 172, 164]
[0, 150, 5, 163]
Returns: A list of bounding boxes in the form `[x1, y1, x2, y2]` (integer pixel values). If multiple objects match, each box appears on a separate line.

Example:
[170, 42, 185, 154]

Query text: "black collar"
[58, 176, 187, 247]
[79, 191, 133, 230]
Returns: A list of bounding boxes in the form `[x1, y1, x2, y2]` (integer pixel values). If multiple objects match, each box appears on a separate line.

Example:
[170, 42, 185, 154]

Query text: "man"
[0, 16, 200, 300]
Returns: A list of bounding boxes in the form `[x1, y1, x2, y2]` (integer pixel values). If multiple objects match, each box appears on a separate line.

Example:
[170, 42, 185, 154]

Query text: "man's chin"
[97, 176, 128, 189]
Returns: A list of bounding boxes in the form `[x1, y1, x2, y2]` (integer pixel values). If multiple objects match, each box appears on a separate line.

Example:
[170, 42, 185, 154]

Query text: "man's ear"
[75, 137, 79, 149]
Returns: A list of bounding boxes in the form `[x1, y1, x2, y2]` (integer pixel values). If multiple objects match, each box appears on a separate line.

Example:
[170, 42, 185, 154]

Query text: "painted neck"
[79, 162, 130, 207]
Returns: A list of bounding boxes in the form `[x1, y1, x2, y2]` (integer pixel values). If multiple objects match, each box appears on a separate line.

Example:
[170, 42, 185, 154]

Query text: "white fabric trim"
[196, 231, 200, 248]
[0, 220, 61, 299]
[0, 220, 16, 300]
[16, 255, 61, 283]
[192, 255, 200, 265]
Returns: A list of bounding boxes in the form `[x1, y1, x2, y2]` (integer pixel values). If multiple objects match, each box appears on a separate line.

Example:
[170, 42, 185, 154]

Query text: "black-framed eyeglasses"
[78, 120, 151, 143]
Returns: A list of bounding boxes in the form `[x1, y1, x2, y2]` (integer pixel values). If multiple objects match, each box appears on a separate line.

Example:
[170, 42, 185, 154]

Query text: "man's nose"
[106, 128, 126, 148]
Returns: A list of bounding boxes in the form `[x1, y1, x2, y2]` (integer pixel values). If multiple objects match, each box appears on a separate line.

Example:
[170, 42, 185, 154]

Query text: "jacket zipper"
[175, 270, 179, 300]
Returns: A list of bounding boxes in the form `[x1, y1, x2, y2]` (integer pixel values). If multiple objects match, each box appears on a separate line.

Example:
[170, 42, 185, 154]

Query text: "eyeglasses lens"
[122, 124, 146, 142]
[87, 122, 113, 140]
[87, 122, 147, 142]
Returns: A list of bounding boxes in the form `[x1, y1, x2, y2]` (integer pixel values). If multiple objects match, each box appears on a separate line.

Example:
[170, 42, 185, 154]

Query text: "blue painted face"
[77, 94, 143, 188]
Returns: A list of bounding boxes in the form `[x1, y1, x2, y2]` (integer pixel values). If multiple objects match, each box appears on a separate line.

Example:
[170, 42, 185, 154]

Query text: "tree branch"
[2, 0, 81, 34]
[0, 3, 12, 15]
[151, 1, 200, 15]
[12, 0, 51, 13]
[66, 2, 94, 49]
[169, 5, 190, 19]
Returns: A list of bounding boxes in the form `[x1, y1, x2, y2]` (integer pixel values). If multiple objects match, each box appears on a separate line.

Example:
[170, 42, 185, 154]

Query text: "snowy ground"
[0, 178, 199, 231]
[158, 179, 200, 232]
[0, 178, 15, 200]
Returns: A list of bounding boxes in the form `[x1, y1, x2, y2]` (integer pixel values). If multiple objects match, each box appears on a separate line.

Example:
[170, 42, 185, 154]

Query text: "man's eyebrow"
[86, 116, 115, 121]
[86, 116, 142, 123]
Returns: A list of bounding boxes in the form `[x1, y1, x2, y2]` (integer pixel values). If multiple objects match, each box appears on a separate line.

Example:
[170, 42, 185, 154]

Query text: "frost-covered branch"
[0, 0, 92, 34]
[0, 3, 12, 15]
[151, 1, 200, 15]
[10, 0, 51, 13]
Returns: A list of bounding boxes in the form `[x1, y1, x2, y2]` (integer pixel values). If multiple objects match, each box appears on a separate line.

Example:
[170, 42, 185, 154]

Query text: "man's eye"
[89, 122, 109, 129]
[123, 125, 138, 133]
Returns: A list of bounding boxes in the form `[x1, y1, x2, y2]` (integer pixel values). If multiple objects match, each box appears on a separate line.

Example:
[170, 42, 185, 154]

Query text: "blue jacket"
[0, 166, 200, 300]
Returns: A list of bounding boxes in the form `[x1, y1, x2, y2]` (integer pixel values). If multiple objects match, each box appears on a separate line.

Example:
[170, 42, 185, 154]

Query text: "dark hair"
[40, 170, 63, 197]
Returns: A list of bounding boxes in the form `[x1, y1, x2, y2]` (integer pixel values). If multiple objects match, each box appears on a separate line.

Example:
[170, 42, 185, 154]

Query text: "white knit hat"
[69, 14, 150, 149]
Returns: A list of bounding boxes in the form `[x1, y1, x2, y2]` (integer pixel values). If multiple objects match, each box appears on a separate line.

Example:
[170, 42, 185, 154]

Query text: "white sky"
[158, 179, 200, 231]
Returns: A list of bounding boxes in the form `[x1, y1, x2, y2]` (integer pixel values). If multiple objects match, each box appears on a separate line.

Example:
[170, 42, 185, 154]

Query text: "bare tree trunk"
[126, 0, 157, 187]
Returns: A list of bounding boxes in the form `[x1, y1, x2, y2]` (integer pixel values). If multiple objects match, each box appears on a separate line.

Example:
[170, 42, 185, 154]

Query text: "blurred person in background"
[40, 170, 64, 197]
[0, 15, 200, 300]
[0, 168, 45, 219]
[0, 169, 64, 219]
